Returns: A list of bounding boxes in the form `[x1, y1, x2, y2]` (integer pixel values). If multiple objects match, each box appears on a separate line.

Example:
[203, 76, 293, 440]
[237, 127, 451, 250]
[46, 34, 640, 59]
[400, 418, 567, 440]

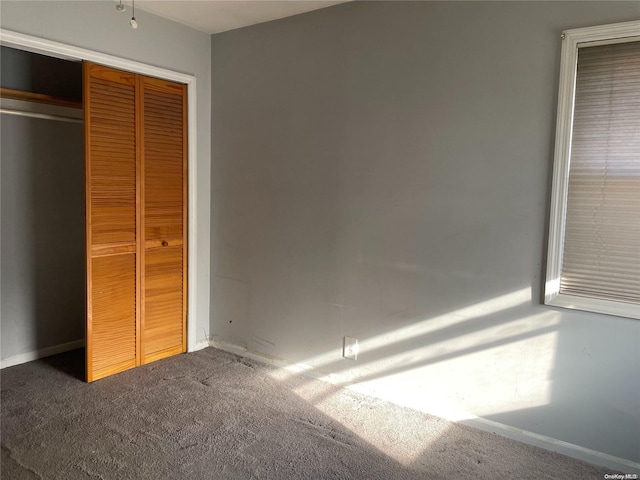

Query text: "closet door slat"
[85, 62, 139, 382]
[141, 76, 187, 363]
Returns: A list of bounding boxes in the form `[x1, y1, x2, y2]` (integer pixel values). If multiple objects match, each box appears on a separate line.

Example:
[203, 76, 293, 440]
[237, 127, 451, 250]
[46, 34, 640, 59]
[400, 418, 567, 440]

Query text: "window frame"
[545, 20, 640, 320]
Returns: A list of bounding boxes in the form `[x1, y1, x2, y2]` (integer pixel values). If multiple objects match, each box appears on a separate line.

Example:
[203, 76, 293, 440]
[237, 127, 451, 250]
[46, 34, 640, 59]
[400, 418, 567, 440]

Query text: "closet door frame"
[1, 29, 200, 356]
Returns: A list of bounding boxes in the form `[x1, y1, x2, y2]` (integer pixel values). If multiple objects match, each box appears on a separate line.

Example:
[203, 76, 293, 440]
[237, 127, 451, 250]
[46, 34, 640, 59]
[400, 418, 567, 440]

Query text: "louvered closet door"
[84, 63, 139, 382]
[140, 76, 187, 364]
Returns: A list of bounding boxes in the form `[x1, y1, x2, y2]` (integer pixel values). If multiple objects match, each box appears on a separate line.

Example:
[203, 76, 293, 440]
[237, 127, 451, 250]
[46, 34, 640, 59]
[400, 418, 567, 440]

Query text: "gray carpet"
[1, 347, 616, 479]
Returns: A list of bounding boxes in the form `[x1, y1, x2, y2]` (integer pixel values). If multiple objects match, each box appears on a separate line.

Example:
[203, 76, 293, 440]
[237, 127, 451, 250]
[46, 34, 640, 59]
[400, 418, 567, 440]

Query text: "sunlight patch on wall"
[271, 308, 559, 421]
[345, 311, 560, 421]
[359, 286, 535, 353]
[288, 286, 533, 373]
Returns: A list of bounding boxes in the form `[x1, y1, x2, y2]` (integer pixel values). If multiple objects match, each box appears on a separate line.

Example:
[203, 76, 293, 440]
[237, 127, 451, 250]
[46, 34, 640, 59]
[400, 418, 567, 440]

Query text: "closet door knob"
[162, 240, 169, 247]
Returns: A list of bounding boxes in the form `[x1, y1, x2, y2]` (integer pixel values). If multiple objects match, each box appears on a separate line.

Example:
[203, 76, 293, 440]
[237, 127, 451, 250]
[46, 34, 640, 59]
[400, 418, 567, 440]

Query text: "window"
[545, 21, 640, 319]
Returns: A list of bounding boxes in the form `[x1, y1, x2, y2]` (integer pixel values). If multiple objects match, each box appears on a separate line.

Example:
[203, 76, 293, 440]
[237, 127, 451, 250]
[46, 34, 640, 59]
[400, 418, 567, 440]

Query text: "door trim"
[0, 29, 200, 353]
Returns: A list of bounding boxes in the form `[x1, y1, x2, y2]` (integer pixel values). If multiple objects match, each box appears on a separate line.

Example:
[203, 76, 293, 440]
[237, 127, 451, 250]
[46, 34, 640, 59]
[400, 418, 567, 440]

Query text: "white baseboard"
[210, 340, 640, 475]
[192, 338, 210, 352]
[1, 339, 85, 369]
[458, 416, 640, 474]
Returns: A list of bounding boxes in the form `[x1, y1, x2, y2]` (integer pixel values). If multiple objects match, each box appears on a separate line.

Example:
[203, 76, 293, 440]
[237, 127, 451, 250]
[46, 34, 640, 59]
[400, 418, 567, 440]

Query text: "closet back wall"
[1, 114, 85, 360]
[1, 46, 82, 100]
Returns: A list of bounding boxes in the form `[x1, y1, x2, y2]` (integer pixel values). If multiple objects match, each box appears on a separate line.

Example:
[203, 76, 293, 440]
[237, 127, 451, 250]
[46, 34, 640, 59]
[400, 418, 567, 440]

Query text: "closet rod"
[0, 108, 82, 124]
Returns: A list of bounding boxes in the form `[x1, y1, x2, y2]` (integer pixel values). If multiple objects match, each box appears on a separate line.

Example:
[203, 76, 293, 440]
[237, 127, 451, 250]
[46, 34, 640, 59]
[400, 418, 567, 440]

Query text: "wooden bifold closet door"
[84, 62, 187, 382]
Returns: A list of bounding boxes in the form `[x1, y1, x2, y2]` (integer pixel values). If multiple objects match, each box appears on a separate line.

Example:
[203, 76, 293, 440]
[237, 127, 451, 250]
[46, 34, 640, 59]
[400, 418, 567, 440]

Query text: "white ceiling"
[123, 1, 349, 34]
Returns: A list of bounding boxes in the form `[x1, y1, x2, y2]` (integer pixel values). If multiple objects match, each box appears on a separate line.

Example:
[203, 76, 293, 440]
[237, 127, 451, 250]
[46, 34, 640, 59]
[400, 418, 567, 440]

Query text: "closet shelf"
[0, 87, 82, 109]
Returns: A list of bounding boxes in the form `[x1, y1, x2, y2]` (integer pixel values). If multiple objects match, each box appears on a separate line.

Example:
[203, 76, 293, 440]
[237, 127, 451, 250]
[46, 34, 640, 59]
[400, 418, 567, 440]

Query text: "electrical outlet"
[343, 336, 359, 360]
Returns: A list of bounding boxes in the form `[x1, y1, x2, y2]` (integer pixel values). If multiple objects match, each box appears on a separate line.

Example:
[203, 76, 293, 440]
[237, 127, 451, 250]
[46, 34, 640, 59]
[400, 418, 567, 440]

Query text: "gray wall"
[0, 1, 212, 359]
[1, 115, 84, 357]
[211, 2, 640, 463]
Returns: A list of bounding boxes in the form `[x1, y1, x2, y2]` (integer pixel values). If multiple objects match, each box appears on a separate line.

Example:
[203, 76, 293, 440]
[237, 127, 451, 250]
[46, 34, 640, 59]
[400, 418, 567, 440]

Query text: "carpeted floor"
[1, 347, 619, 479]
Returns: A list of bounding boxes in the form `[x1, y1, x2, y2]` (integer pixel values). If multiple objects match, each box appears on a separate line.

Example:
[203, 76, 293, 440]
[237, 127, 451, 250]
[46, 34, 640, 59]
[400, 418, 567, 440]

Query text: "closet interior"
[1, 46, 85, 373]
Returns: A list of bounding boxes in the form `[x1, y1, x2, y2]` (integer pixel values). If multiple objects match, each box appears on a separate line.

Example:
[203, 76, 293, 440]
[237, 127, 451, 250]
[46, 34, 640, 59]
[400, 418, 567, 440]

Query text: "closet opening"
[1, 46, 86, 378]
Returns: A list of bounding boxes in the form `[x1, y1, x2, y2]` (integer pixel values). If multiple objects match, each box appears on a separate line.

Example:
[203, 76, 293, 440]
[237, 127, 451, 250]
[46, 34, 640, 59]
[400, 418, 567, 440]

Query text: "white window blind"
[559, 40, 640, 305]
